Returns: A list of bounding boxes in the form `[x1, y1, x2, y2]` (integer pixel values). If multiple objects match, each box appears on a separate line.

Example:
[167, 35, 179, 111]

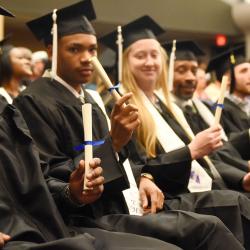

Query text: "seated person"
[206, 44, 250, 138]
[14, 2, 245, 249]
[0, 92, 181, 250]
[0, 4, 182, 250]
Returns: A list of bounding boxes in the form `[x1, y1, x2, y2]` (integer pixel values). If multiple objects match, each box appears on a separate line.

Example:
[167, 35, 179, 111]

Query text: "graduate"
[0, 90, 185, 250]
[162, 40, 250, 190]
[0, 4, 186, 250]
[13, 1, 243, 249]
[206, 45, 250, 139]
[99, 15, 250, 248]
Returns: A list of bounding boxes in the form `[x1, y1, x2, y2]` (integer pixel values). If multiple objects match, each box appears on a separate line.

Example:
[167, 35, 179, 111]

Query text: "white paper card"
[123, 187, 143, 216]
[188, 161, 212, 192]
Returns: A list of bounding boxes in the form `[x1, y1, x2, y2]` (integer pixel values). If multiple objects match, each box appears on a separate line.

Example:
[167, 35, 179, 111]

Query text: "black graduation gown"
[0, 99, 94, 249]
[105, 97, 192, 196]
[204, 99, 250, 160]
[138, 98, 250, 248]
[13, 78, 245, 250]
[152, 100, 224, 189]
[182, 101, 249, 191]
[0, 98, 187, 250]
[221, 97, 250, 137]
[106, 93, 250, 248]
[14, 77, 132, 219]
[229, 129, 250, 160]
[131, 139, 192, 196]
[105, 93, 250, 247]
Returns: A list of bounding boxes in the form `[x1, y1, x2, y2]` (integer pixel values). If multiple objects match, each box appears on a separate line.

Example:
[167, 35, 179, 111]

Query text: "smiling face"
[172, 60, 198, 100]
[127, 39, 162, 94]
[56, 33, 97, 86]
[234, 62, 250, 98]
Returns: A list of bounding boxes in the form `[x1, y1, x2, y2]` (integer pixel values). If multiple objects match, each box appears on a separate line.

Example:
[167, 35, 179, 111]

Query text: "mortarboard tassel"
[168, 40, 176, 92]
[51, 9, 58, 78]
[229, 52, 236, 94]
[116, 25, 123, 84]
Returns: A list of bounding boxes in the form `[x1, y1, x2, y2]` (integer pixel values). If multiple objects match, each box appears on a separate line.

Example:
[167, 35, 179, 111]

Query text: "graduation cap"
[99, 15, 165, 51]
[206, 44, 245, 93]
[26, 0, 96, 46]
[99, 48, 116, 73]
[162, 40, 205, 61]
[27, 0, 96, 77]
[0, 5, 14, 17]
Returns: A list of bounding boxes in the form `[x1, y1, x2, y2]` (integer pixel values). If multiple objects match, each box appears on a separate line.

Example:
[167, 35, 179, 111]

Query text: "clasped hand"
[69, 158, 104, 204]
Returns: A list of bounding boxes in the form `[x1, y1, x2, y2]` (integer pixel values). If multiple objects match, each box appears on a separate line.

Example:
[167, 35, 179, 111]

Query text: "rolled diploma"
[90, 56, 121, 101]
[214, 75, 228, 125]
[82, 103, 93, 190]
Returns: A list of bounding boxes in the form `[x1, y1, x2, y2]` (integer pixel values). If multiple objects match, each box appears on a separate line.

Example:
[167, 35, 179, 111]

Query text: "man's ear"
[47, 45, 52, 59]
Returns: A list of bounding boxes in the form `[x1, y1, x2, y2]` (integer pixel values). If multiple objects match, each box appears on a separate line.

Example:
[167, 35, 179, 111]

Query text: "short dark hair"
[0, 45, 14, 85]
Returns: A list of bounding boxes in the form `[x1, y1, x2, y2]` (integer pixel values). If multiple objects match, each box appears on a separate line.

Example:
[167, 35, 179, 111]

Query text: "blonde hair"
[122, 41, 173, 157]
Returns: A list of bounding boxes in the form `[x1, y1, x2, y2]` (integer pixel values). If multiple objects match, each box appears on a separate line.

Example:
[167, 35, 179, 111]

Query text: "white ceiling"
[0, 0, 245, 51]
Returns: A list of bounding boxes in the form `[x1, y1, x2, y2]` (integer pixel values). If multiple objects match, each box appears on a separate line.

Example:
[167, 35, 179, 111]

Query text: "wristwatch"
[141, 173, 154, 182]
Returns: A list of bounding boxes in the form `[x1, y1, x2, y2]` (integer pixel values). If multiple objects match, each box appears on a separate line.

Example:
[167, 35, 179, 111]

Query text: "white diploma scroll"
[89, 56, 121, 101]
[214, 75, 228, 125]
[82, 103, 93, 190]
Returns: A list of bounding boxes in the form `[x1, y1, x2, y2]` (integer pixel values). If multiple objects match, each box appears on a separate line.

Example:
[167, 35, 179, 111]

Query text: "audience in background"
[0, 45, 32, 103]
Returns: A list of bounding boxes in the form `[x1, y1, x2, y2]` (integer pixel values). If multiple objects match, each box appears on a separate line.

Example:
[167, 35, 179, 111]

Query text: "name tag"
[123, 187, 143, 216]
[188, 161, 212, 192]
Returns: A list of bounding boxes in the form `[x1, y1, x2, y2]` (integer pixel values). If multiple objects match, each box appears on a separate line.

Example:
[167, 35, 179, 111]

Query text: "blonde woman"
[101, 18, 222, 194]
[100, 15, 250, 248]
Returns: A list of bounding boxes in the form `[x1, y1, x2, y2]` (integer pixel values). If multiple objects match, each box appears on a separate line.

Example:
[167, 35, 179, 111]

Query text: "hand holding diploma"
[89, 56, 121, 101]
[68, 158, 104, 205]
[82, 103, 93, 190]
[89, 56, 140, 152]
[89, 56, 142, 215]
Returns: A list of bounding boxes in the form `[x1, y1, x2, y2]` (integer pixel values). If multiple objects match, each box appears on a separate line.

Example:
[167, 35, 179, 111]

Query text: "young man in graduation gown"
[162, 40, 250, 192]
[13, 1, 246, 249]
[207, 45, 250, 139]
[0, 7, 183, 250]
[0, 92, 186, 250]
[0, 4, 185, 250]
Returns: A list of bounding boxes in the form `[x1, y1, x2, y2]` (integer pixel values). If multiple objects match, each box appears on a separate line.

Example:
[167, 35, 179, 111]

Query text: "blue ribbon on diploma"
[74, 140, 105, 151]
[212, 103, 224, 110]
[108, 83, 121, 92]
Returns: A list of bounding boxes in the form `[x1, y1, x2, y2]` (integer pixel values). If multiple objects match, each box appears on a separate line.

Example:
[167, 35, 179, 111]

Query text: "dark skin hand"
[110, 92, 141, 152]
[69, 158, 104, 204]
